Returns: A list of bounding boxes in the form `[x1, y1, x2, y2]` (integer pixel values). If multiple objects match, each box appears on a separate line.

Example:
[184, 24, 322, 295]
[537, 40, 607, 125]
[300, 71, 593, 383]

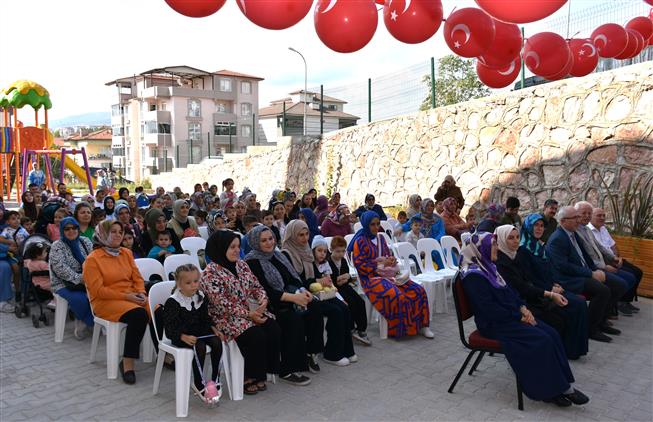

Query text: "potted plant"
[601, 173, 653, 298]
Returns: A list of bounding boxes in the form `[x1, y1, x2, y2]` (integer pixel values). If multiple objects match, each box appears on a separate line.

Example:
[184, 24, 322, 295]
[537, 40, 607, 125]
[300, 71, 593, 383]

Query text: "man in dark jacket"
[433, 175, 464, 210]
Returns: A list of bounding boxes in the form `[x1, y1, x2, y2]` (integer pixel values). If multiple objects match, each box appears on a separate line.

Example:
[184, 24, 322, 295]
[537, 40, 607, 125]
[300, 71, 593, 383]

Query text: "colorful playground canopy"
[0, 80, 52, 110]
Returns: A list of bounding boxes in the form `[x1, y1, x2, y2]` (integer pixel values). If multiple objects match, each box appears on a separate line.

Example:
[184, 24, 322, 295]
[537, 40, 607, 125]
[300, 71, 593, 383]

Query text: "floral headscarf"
[441, 197, 458, 218]
[92, 219, 123, 257]
[459, 232, 506, 288]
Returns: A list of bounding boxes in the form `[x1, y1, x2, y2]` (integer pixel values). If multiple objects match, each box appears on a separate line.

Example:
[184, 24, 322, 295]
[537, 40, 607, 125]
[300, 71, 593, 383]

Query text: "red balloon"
[544, 49, 572, 81]
[475, 0, 567, 24]
[443, 8, 496, 58]
[375, 0, 384, 4]
[477, 19, 522, 69]
[523, 32, 570, 77]
[476, 57, 520, 88]
[628, 30, 646, 58]
[614, 29, 641, 59]
[383, 0, 443, 44]
[314, 0, 379, 53]
[591, 24, 628, 58]
[237, 0, 313, 30]
[568, 39, 599, 77]
[164, 0, 226, 17]
[645, 0, 653, 5]
[625, 16, 653, 42]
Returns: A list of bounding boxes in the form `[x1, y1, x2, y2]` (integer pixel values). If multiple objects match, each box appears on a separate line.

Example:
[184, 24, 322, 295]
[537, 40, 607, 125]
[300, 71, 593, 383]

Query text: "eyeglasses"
[63, 226, 78, 232]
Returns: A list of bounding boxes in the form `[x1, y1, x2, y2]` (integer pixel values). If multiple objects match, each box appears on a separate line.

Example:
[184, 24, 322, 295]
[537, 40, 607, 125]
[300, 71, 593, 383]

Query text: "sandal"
[256, 381, 267, 392]
[244, 381, 258, 395]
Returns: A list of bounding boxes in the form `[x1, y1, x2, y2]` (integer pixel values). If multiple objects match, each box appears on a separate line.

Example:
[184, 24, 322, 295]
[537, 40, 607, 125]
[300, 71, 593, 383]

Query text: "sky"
[0, 0, 645, 122]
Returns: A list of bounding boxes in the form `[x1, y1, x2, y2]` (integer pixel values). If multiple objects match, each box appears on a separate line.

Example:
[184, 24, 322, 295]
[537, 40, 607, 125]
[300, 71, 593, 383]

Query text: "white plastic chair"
[395, 242, 439, 317]
[344, 234, 355, 249]
[135, 258, 165, 282]
[417, 238, 458, 313]
[198, 226, 209, 240]
[164, 254, 202, 280]
[53, 293, 69, 343]
[439, 236, 462, 270]
[460, 232, 472, 245]
[387, 218, 400, 229]
[324, 236, 334, 251]
[380, 220, 395, 241]
[180, 237, 207, 262]
[353, 222, 362, 232]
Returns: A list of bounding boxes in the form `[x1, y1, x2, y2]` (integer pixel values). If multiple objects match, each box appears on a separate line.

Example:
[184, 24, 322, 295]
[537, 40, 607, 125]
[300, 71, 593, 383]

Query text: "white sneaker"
[46, 300, 56, 310]
[0, 301, 15, 313]
[347, 354, 359, 363]
[322, 356, 350, 366]
[74, 319, 89, 340]
[420, 327, 435, 339]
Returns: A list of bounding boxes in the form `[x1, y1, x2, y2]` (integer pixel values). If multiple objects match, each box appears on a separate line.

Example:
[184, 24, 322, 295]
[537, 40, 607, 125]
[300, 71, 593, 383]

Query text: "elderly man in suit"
[546, 206, 624, 343]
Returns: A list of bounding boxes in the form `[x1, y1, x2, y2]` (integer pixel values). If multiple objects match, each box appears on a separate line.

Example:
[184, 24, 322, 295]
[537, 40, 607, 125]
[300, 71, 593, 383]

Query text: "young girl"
[261, 210, 281, 244]
[219, 178, 236, 209]
[162, 264, 223, 403]
[23, 242, 55, 308]
[122, 227, 144, 259]
[47, 208, 70, 241]
[312, 236, 333, 279]
[327, 236, 370, 346]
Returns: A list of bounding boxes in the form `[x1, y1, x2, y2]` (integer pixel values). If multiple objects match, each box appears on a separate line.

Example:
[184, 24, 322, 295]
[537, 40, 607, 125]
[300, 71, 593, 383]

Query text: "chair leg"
[448, 350, 476, 393]
[153, 349, 166, 395]
[53, 295, 68, 343]
[141, 333, 154, 363]
[468, 351, 485, 375]
[379, 316, 388, 340]
[227, 341, 244, 401]
[516, 379, 524, 411]
[89, 323, 101, 363]
[106, 325, 122, 380]
[175, 352, 193, 418]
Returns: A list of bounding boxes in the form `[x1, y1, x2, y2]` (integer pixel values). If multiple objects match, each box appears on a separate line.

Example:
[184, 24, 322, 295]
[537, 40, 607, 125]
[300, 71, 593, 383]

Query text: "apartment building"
[106, 66, 263, 182]
[63, 128, 112, 171]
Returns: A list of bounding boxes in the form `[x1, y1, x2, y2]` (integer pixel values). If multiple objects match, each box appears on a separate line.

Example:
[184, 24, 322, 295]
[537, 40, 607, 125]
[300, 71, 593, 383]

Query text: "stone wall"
[152, 62, 653, 215]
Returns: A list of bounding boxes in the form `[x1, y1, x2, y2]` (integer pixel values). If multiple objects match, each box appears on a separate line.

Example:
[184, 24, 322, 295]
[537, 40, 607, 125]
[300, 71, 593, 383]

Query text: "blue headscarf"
[520, 213, 547, 259]
[299, 208, 320, 243]
[59, 217, 86, 265]
[347, 210, 379, 252]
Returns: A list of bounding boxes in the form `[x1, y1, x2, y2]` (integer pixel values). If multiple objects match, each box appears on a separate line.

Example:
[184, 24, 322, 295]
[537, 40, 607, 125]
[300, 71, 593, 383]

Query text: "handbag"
[375, 234, 410, 286]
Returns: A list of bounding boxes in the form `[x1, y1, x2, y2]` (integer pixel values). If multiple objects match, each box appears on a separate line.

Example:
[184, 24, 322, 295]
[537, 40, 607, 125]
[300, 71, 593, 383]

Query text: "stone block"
[542, 145, 565, 161]
[615, 122, 647, 142]
[582, 91, 601, 122]
[623, 145, 653, 166]
[519, 147, 540, 169]
[480, 126, 501, 146]
[563, 96, 581, 123]
[543, 164, 566, 186]
[587, 145, 617, 164]
[569, 163, 590, 193]
[605, 95, 632, 121]
[636, 89, 653, 115]
[494, 129, 517, 153]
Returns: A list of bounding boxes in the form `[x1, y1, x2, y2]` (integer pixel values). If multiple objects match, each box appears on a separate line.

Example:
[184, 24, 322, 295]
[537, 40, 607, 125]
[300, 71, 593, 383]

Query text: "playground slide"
[63, 155, 96, 189]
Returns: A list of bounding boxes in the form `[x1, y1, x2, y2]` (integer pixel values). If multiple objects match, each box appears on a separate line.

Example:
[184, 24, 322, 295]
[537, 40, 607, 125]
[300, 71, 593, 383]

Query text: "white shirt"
[587, 223, 616, 250]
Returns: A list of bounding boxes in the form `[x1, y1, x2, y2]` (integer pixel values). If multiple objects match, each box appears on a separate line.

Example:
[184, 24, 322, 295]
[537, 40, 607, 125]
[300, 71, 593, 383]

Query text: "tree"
[420, 55, 490, 110]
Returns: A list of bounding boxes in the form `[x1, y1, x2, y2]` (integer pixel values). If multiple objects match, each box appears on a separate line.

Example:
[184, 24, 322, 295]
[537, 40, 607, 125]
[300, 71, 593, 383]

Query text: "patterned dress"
[352, 236, 430, 338]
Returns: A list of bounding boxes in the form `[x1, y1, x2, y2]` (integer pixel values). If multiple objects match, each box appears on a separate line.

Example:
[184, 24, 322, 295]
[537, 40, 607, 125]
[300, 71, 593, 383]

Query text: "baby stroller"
[14, 233, 53, 328]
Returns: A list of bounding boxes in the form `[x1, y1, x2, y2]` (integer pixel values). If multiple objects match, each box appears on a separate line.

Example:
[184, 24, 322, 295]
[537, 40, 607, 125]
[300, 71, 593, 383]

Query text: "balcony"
[213, 112, 237, 124]
[171, 86, 236, 101]
[112, 156, 125, 167]
[141, 86, 172, 98]
[143, 110, 171, 123]
[143, 133, 172, 146]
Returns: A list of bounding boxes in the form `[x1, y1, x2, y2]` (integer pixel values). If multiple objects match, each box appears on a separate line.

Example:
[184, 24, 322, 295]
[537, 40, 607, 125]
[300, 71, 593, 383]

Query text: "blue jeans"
[55, 288, 94, 327]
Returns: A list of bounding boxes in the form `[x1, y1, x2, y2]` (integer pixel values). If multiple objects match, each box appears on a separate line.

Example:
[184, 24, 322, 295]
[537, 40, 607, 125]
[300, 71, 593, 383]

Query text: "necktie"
[569, 233, 587, 267]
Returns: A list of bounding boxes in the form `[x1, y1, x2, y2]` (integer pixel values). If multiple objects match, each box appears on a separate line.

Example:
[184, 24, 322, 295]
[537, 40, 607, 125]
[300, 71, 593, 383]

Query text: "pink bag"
[375, 234, 409, 285]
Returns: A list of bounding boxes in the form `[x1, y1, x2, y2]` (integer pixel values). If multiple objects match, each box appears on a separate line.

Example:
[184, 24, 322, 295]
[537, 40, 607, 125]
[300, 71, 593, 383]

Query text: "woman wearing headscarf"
[441, 197, 473, 241]
[320, 204, 353, 237]
[327, 192, 341, 213]
[49, 217, 94, 339]
[350, 211, 433, 339]
[314, 195, 330, 225]
[354, 194, 387, 221]
[517, 215, 589, 359]
[161, 193, 174, 220]
[282, 220, 356, 367]
[406, 194, 422, 219]
[200, 230, 281, 395]
[167, 199, 199, 239]
[103, 196, 116, 221]
[20, 191, 39, 221]
[494, 225, 588, 360]
[401, 198, 445, 240]
[140, 208, 183, 256]
[245, 225, 321, 386]
[127, 195, 139, 217]
[298, 208, 320, 244]
[83, 220, 150, 385]
[476, 203, 505, 233]
[459, 232, 589, 407]
[243, 193, 263, 222]
[189, 192, 206, 216]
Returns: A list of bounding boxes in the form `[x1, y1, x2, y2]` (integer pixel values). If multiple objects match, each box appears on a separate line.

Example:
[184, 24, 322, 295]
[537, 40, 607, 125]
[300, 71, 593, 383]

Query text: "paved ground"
[1, 297, 652, 421]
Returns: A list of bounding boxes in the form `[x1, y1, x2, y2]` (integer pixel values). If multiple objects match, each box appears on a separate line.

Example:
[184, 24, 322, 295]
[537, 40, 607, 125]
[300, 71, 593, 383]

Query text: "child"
[312, 235, 333, 278]
[195, 210, 208, 227]
[208, 211, 226, 234]
[47, 208, 69, 241]
[122, 227, 144, 259]
[224, 205, 238, 231]
[162, 264, 223, 403]
[1, 211, 30, 299]
[327, 236, 370, 346]
[405, 216, 424, 248]
[396, 210, 408, 225]
[148, 231, 176, 263]
[23, 242, 55, 308]
[261, 210, 281, 244]
[20, 217, 34, 235]
[134, 209, 146, 231]
[219, 178, 236, 209]
[92, 208, 106, 227]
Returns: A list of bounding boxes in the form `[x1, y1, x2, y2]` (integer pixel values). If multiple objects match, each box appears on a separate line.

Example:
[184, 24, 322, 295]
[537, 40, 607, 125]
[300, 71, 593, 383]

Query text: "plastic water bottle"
[294, 287, 308, 313]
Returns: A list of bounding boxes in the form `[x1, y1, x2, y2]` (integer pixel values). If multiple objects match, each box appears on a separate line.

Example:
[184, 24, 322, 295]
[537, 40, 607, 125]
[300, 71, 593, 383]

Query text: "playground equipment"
[0, 80, 95, 204]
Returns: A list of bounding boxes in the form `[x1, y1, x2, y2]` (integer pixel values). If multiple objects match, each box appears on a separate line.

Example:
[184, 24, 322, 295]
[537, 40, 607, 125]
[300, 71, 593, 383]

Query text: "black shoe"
[589, 331, 612, 343]
[543, 395, 572, 407]
[119, 360, 136, 385]
[280, 373, 311, 386]
[307, 354, 320, 373]
[564, 389, 590, 405]
[618, 303, 633, 316]
[625, 303, 640, 313]
[600, 325, 621, 335]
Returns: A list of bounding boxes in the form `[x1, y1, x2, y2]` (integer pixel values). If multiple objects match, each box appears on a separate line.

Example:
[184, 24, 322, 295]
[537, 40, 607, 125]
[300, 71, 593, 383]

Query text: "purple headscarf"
[460, 232, 506, 288]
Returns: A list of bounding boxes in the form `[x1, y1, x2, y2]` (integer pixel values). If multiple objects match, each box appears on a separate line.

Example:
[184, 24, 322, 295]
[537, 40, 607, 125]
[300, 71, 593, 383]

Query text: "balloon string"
[566, 0, 572, 39]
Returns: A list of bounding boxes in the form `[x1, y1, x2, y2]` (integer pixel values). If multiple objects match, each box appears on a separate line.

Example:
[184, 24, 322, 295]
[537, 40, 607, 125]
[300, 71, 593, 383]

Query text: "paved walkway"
[1, 298, 652, 421]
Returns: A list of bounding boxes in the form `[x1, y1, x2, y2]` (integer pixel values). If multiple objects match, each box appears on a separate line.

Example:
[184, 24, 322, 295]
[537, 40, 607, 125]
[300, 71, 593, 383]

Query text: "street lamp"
[288, 47, 307, 137]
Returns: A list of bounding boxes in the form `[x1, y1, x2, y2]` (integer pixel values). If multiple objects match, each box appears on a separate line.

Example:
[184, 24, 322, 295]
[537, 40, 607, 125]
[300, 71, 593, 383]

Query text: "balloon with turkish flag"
[614, 29, 643, 59]
[591, 23, 628, 58]
[627, 30, 646, 58]
[164, 0, 226, 17]
[644, 0, 653, 5]
[477, 19, 522, 69]
[443, 8, 496, 58]
[476, 57, 520, 88]
[568, 39, 599, 77]
[543, 49, 572, 81]
[315, 0, 379, 53]
[523, 32, 571, 77]
[237, 0, 313, 30]
[384, 0, 444, 44]
[625, 16, 653, 43]
[474, 0, 567, 24]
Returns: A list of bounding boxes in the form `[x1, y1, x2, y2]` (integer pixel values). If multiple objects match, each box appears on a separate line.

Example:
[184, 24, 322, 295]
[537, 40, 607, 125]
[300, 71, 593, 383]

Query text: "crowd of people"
[0, 174, 644, 409]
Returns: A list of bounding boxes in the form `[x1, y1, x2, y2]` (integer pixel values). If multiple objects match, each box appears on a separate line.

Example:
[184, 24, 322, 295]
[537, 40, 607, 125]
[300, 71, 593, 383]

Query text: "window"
[219, 79, 232, 92]
[241, 81, 251, 94]
[140, 123, 145, 140]
[216, 102, 229, 113]
[149, 103, 156, 111]
[112, 147, 125, 156]
[144, 121, 171, 134]
[188, 122, 201, 140]
[214, 122, 236, 136]
[111, 104, 124, 116]
[241, 125, 251, 138]
[125, 125, 131, 137]
[241, 103, 252, 117]
[188, 99, 201, 117]
[160, 102, 167, 111]
[111, 125, 124, 136]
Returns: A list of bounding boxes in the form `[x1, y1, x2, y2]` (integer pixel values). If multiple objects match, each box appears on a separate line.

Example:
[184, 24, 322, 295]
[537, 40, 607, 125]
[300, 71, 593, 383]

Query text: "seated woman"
[401, 199, 445, 240]
[460, 232, 589, 407]
[476, 203, 505, 234]
[49, 217, 94, 339]
[141, 208, 183, 255]
[283, 220, 356, 367]
[200, 230, 281, 395]
[297, 208, 320, 244]
[83, 220, 150, 385]
[441, 197, 472, 241]
[406, 194, 422, 219]
[74, 202, 95, 240]
[351, 211, 433, 339]
[516, 215, 590, 359]
[354, 194, 387, 221]
[320, 204, 353, 238]
[314, 195, 330, 225]
[245, 225, 321, 386]
[167, 199, 199, 239]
